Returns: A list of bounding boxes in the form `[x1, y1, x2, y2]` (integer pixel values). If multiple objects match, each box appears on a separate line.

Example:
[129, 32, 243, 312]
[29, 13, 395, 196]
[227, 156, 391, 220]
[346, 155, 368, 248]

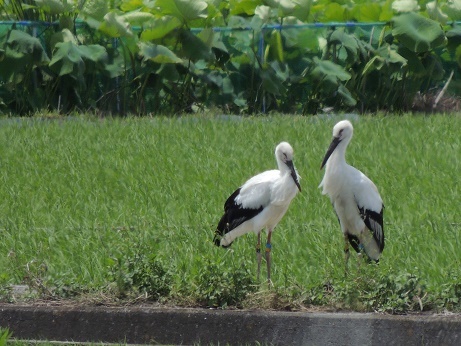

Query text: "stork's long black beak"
[321, 136, 341, 169]
[287, 160, 301, 192]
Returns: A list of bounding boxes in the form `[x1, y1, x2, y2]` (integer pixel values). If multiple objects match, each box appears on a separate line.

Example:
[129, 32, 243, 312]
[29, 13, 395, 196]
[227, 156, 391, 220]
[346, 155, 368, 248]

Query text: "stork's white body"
[221, 168, 299, 246]
[320, 120, 384, 263]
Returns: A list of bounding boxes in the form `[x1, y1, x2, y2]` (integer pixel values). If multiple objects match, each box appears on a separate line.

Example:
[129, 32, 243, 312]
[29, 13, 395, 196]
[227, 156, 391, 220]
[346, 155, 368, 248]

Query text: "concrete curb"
[1, 305, 461, 345]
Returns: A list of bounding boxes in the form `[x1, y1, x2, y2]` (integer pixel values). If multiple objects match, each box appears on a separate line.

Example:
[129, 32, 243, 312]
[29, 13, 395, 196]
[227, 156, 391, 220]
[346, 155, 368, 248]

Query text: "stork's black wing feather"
[359, 206, 385, 252]
[214, 188, 264, 247]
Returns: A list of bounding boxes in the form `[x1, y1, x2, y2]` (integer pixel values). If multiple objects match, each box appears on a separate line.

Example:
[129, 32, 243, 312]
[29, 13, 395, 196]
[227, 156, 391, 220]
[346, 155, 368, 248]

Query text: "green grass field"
[0, 114, 459, 312]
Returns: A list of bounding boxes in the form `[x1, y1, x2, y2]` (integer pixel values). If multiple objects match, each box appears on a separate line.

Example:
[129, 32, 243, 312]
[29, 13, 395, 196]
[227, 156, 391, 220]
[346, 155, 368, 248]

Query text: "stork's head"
[275, 142, 301, 192]
[320, 120, 354, 169]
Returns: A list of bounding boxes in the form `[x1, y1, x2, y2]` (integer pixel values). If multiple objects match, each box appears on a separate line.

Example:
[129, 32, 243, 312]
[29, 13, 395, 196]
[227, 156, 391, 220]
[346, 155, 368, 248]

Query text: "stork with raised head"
[319, 120, 384, 269]
[213, 142, 301, 282]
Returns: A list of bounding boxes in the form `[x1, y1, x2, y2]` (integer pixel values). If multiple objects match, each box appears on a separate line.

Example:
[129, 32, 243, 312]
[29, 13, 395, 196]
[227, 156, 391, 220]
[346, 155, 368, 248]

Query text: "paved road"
[1, 304, 460, 345]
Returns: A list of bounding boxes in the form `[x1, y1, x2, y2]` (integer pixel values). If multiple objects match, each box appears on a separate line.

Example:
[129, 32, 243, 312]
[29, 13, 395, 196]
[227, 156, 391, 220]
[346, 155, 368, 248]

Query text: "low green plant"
[432, 275, 461, 311]
[110, 246, 172, 300]
[371, 272, 426, 313]
[299, 269, 427, 313]
[196, 256, 256, 308]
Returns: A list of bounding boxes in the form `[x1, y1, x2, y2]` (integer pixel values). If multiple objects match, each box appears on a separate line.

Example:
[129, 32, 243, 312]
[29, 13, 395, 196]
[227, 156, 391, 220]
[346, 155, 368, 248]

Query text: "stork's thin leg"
[256, 232, 262, 282]
[344, 234, 350, 275]
[266, 230, 273, 285]
[357, 237, 366, 275]
[357, 252, 363, 275]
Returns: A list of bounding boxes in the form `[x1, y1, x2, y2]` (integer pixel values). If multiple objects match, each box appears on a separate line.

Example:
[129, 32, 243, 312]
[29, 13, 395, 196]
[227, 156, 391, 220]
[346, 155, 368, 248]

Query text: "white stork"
[214, 142, 301, 282]
[319, 120, 384, 269]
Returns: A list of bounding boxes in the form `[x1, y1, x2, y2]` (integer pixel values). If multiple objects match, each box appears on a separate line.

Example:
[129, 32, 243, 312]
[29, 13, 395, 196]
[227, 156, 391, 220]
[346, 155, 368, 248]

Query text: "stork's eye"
[283, 153, 288, 160]
[338, 129, 344, 136]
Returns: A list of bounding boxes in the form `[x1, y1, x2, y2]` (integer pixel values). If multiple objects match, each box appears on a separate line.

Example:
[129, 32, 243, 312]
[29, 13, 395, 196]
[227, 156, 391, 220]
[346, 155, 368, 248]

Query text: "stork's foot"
[267, 278, 274, 288]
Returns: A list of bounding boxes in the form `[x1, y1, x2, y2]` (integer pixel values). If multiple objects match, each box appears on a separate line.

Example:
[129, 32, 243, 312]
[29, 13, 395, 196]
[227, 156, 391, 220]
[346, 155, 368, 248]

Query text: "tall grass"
[0, 114, 459, 312]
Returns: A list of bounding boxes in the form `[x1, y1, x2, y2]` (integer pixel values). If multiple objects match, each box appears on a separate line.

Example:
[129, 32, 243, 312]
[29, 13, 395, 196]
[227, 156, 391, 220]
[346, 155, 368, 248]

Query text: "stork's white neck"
[277, 159, 289, 174]
[326, 141, 348, 172]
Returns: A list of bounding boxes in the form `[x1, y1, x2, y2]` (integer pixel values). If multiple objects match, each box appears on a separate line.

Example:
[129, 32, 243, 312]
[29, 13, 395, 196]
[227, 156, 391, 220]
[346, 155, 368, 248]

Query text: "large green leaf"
[0, 30, 49, 82]
[79, 0, 109, 28]
[311, 58, 351, 82]
[351, 3, 382, 22]
[49, 42, 108, 77]
[426, 1, 448, 24]
[229, 0, 263, 16]
[391, 0, 420, 13]
[260, 66, 284, 95]
[34, 0, 73, 14]
[329, 30, 365, 62]
[310, 57, 351, 92]
[446, 27, 461, 53]
[155, 0, 207, 23]
[455, 45, 461, 68]
[99, 11, 133, 38]
[49, 41, 85, 77]
[397, 46, 426, 77]
[252, 5, 272, 27]
[140, 16, 182, 41]
[78, 45, 109, 63]
[104, 48, 126, 78]
[179, 29, 213, 61]
[0, 30, 49, 64]
[121, 0, 148, 12]
[195, 29, 229, 65]
[443, 0, 461, 21]
[50, 28, 77, 51]
[295, 30, 320, 52]
[362, 56, 385, 75]
[391, 13, 446, 53]
[197, 28, 215, 49]
[264, 0, 295, 18]
[122, 11, 156, 25]
[59, 15, 74, 30]
[379, 0, 394, 21]
[337, 84, 356, 106]
[322, 3, 346, 22]
[197, 28, 229, 61]
[362, 46, 408, 76]
[157, 63, 180, 81]
[291, 0, 313, 21]
[139, 42, 182, 64]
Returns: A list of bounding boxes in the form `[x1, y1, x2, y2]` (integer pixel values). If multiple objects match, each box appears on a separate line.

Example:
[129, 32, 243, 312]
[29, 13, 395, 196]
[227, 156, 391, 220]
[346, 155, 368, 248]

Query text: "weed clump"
[301, 269, 428, 314]
[110, 250, 171, 301]
[431, 275, 461, 312]
[195, 258, 256, 308]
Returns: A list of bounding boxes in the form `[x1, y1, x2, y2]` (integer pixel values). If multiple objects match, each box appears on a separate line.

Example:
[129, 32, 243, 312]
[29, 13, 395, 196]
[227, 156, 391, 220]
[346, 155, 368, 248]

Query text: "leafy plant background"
[0, 0, 461, 115]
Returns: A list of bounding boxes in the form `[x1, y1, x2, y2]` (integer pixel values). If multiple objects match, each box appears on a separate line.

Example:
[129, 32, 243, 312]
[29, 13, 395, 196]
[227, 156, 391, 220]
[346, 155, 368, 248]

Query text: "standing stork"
[319, 120, 384, 269]
[213, 142, 301, 282]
